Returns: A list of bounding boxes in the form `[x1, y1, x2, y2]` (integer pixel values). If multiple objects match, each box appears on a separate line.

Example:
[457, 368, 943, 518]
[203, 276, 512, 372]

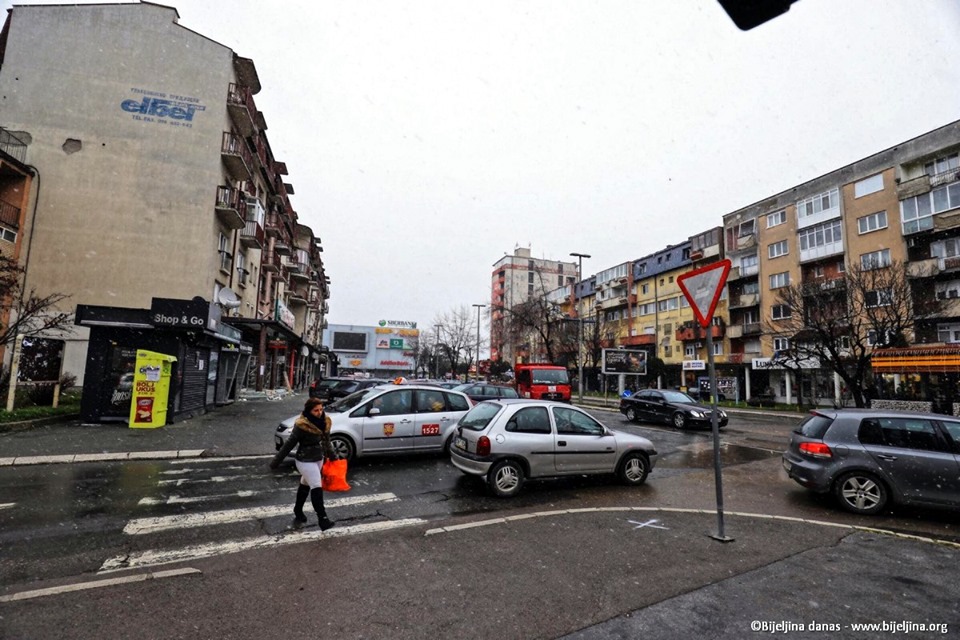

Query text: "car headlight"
[690, 410, 705, 418]
[276, 424, 286, 433]
[719, 410, 727, 418]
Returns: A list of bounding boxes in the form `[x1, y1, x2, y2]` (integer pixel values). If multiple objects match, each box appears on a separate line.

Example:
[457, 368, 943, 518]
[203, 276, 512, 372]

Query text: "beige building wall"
[842, 167, 906, 265]
[758, 203, 801, 353]
[0, 3, 237, 307]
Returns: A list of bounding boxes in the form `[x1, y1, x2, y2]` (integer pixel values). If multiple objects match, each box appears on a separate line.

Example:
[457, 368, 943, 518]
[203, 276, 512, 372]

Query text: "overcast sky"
[5, 0, 960, 336]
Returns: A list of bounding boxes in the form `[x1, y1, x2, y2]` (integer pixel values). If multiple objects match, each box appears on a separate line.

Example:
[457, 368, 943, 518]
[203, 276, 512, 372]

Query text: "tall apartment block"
[0, 3, 330, 422]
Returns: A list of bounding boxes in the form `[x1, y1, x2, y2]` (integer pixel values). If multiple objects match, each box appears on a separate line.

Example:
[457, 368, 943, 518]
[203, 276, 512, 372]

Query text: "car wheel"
[672, 412, 687, 429]
[618, 452, 649, 486]
[487, 459, 524, 497]
[834, 471, 887, 515]
[625, 407, 639, 423]
[330, 435, 355, 462]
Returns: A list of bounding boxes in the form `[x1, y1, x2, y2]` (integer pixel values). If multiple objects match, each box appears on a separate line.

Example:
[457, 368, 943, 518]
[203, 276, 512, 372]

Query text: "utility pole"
[472, 304, 486, 382]
[570, 252, 590, 403]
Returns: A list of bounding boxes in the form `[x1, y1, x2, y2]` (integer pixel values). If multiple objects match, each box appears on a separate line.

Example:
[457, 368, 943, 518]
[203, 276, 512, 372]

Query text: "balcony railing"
[930, 166, 960, 189]
[261, 249, 281, 272]
[675, 321, 725, 342]
[0, 198, 21, 229]
[0, 127, 27, 163]
[226, 83, 257, 137]
[214, 186, 246, 230]
[240, 218, 264, 249]
[221, 132, 252, 181]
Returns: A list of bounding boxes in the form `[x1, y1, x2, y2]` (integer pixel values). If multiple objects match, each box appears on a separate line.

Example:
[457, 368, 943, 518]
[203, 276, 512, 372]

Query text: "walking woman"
[270, 397, 336, 530]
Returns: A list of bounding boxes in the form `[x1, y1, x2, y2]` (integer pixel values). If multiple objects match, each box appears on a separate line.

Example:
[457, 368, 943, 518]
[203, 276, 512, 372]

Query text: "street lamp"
[472, 303, 486, 382]
[433, 324, 440, 379]
[570, 252, 591, 403]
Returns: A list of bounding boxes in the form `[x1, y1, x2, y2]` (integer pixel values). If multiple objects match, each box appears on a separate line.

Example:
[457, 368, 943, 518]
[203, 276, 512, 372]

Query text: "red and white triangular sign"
[677, 259, 732, 328]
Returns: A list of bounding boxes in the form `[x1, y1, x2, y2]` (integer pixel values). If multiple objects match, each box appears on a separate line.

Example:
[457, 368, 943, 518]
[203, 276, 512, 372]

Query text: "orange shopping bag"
[321, 457, 351, 492]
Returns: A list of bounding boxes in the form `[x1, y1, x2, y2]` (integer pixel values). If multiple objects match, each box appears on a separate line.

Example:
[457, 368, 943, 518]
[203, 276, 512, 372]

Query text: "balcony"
[675, 321, 725, 342]
[621, 334, 656, 346]
[288, 259, 310, 281]
[0, 127, 28, 163]
[729, 292, 759, 309]
[307, 291, 321, 308]
[226, 83, 257, 137]
[221, 132, 252, 181]
[921, 296, 960, 319]
[287, 287, 307, 306]
[240, 218, 264, 249]
[907, 258, 938, 279]
[214, 186, 247, 230]
[726, 322, 761, 339]
[261, 249, 281, 272]
[735, 234, 757, 250]
[800, 240, 844, 263]
[743, 322, 762, 335]
[0, 198, 21, 229]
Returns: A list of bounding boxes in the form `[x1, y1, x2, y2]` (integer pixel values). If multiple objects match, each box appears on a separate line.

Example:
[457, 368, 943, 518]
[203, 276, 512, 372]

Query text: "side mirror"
[368, 407, 381, 417]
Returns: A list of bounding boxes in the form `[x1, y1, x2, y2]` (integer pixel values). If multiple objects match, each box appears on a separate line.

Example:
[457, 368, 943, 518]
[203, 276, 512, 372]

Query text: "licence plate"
[548, 385, 557, 392]
[454, 437, 467, 451]
[782, 459, 792, 472]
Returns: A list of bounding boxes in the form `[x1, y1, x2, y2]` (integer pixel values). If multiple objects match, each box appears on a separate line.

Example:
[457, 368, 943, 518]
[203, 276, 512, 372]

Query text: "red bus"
[514, 363, 571, 402]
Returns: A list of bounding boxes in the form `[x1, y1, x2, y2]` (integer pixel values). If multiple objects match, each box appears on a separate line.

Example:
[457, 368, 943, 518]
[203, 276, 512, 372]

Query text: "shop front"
[76, 297, 252, 424]
[870, 345, 960, 415]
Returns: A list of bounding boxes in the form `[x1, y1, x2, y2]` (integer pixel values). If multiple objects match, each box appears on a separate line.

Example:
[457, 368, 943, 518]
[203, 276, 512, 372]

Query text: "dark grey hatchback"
[782, 409, 960, 515]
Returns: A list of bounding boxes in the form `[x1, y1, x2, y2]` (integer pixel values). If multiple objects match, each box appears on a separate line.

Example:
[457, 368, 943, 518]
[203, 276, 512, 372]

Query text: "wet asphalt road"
[1, 397, 959, 638]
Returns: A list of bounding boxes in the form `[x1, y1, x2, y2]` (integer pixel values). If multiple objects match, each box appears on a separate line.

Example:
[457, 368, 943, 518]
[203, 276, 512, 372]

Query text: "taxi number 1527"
[421, 424, 440, 436]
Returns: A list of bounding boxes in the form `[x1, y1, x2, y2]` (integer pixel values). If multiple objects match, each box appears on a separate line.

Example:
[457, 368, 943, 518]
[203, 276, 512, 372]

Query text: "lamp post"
[472, 304, 486, 382]
[570, 252, 591, 403]
[433, 324, 440, 379]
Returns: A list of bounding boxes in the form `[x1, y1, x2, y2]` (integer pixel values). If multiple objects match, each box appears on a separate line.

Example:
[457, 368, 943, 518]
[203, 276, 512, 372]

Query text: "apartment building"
[722, 120, 960, 407]
[490, 246, 576, 364]
[0, 130, 33, 368]
[0, 3, 330, 421]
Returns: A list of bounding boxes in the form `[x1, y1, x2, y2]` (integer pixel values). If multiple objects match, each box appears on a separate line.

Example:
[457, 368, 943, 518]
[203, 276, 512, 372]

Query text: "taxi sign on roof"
[677, 259, 732, 328]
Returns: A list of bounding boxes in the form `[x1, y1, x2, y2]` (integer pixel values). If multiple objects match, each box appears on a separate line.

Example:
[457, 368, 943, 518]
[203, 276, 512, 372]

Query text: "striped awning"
[871, 345, 960, 373]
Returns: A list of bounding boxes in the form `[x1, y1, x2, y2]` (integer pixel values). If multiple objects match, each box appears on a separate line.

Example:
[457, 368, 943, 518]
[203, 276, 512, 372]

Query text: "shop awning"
[871, 345, 960, 373]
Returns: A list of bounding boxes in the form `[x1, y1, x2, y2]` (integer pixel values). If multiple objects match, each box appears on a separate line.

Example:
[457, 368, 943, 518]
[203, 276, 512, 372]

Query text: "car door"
[858, 416, 960, 506]
[633, 390, 660, 422]
[413, 388, 462, 451]
[502, 405, 555, 477]
[552, 406, 617, 473]
[358, 389, 415, 454]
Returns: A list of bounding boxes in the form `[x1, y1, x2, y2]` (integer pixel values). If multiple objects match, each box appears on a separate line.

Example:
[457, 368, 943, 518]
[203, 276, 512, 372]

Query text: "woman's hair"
[303, 397, 324, 413]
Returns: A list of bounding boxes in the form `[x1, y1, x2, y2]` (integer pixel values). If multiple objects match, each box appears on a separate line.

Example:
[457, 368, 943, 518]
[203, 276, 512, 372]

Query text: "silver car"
[275, 383, 473, 461]
[782, 409, 960, 515]
[449, 399, 658, 497]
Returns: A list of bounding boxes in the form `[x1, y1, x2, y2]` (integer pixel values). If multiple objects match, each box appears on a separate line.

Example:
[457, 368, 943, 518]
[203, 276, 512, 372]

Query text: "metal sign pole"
[707, 330, 733, 542]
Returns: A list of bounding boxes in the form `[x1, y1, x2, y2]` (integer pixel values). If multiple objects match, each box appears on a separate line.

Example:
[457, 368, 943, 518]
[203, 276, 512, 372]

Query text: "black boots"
[293, 484, 309, 524]
[311, 487, 335, 531]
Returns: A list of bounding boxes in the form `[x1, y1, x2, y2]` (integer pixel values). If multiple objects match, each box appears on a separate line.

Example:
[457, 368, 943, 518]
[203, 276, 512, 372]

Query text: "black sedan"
[619, 389, 727, 430]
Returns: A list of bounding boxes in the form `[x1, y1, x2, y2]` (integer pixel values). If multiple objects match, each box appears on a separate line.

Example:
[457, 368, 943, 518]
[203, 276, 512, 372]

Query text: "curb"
[0, 449, 207, 467]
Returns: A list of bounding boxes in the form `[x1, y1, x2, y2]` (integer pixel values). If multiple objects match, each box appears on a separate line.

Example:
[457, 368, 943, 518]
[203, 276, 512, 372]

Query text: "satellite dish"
[217, 287, 241, 309]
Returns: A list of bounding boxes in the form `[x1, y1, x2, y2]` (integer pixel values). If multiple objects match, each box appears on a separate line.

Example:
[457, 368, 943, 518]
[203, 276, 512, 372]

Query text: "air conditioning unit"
[907, 237, 918, 248]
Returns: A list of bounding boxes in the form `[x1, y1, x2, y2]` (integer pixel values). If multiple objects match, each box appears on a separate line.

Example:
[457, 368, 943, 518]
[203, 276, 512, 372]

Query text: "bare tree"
[434, 306, 478, 381]
[0, 253, 73, 353]
[767, 260, 915, 407]
[498, 268, 578, 364]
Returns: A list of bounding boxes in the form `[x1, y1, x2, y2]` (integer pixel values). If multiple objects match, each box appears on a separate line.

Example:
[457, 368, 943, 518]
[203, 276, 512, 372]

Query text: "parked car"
[436, 380, 464, 389]
[327, 378, 390, 401]
[683, 387, 727, 403]
[782, 409, 960, 515]
[309, 377, 347, 400]
[453, 383, 520, 403]
[275, 383, 473, 461]
[619, 389, 728, 430]
[449, 399, 658, 497]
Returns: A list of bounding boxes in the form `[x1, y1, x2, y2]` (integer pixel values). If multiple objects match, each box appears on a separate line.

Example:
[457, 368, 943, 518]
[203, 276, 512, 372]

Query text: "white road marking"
[100, 519, 423, 572]
[157, 475, 236, 486]
[628, 518, 669, 530]
[137, 490, 258, 506]
[123, 492, 399, 535]
[0, 568, 201, 602]
[158, 466, 246, 475]
[0, 502, 15, 510]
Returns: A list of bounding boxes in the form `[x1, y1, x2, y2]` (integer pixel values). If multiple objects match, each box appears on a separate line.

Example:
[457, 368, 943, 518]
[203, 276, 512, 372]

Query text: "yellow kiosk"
[128, 350, 177, 428]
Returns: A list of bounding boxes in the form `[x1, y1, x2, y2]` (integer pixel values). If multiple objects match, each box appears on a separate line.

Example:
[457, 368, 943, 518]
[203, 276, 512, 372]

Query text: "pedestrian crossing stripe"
[123, 492, 399, 535]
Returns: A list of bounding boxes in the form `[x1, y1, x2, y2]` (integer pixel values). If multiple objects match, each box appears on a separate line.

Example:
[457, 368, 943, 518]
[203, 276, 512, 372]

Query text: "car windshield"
[326, 387, 383, 413]
[530, 369, 568, 384]
[316, 379, 342, 389]
[458, 402, 502, 431]
[662, 391, 695, 404]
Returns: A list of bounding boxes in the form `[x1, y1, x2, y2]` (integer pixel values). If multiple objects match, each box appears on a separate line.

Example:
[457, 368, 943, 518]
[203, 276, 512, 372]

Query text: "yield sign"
[677, 259, 732, 328]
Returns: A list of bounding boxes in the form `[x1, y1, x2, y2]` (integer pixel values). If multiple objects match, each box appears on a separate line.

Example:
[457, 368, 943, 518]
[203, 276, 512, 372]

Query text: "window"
[797, 188, 840, 221]
[902, 181, 960, 234]
[766, 210, 786, 228]
[506, 406, 551, 434]
[858, 418, 942, 452]
[813, 265, 824, 277]
[669, 276, 674, 283]
[742, 280, 759, 294]
[774, 337, 791, 351]
[218, 232, 231, 272]
[867, 329, 894, 347]
[685, 345, 696, 357]
[769, 272, 790, 289]
[444, 392, 470, 411]
[798, 219, 843, 252]
[854, 174, 884, 198]
[931, 238, 960, 259]
[557, 275, 563, 286]
[937, 323, 960, 343]
[415, 389, 447, 413]
[741, 253, 758, 274]
[857, 210, 887, 234]
[369, 389, 412, 416]
[924, 152, 959, 176]
[528, 283, 534, 295]
[641, 284, 649, 295]
[236, 252, 249, 286]
[553, 406, 604, 435]
[860, 249, 890, 270]
[528, 272, 534, 283]
[528, 260, 534, 269]
[712, 342, 722, 356]
[0, 227, 16, 244]
[768, 239, 788, 258]
[738, 219, 756, 237]
[865, 289, 892, 308]
[771, 304, 791, 320]
[682, 247, 690, 260]
[935, 280, 960, 300]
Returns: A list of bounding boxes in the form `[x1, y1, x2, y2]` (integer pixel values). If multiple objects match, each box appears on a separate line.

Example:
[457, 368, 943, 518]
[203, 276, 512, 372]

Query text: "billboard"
[332, 331, 368, 352]
[602, 348, 647, 375]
